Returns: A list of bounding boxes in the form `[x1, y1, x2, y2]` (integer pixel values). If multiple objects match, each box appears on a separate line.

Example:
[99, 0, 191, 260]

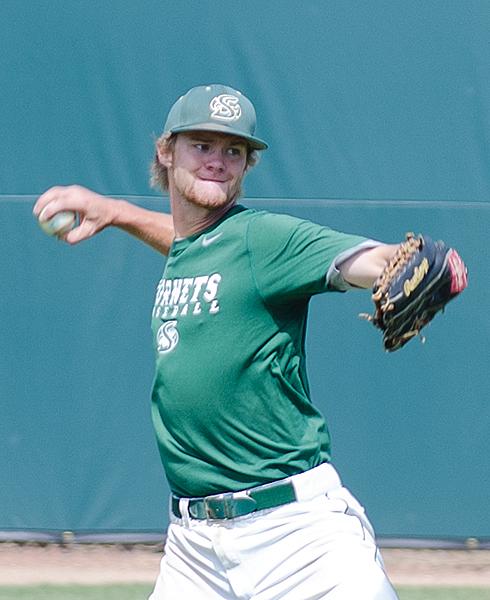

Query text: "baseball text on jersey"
[152, 273, 222, 319]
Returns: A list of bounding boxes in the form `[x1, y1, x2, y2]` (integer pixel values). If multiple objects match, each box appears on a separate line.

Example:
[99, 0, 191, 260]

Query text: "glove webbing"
[371, 232, 421, 315]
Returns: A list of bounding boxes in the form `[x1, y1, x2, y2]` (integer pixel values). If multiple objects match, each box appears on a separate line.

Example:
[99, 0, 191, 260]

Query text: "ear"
[156, 141, 173, 168]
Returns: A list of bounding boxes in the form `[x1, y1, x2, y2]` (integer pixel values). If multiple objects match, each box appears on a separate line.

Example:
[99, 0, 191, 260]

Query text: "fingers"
[63, 221, 97, 245]
[33, 186, 64, 219]
[33, 185, 93, 221]
[34, 185, 120, 245]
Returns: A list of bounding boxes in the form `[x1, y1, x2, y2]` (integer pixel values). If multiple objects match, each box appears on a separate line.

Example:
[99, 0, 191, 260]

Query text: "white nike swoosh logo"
[202, 232, 223, 247]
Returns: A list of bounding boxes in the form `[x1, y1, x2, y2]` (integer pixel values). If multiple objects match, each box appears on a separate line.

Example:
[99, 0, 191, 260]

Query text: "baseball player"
[34, 84, 466, 599]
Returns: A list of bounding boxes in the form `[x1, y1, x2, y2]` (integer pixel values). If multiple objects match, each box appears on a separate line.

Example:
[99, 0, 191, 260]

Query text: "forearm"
[339, 244, 399, 289]
[111, 200, 174, 255]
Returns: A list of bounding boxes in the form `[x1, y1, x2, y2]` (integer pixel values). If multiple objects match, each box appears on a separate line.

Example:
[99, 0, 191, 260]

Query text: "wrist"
[107, 198, 129, 228]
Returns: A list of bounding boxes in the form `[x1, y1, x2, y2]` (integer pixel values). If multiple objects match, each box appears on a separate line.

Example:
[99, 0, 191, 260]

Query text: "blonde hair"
[150, 132, 260, 192]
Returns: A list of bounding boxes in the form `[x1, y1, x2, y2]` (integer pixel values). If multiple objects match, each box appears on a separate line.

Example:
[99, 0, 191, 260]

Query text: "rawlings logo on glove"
[361, 233, 468, 352]
[403, 258, 429, 296]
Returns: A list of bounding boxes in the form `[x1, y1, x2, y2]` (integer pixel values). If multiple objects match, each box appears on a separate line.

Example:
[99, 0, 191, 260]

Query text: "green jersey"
[150, 205, 370, 498]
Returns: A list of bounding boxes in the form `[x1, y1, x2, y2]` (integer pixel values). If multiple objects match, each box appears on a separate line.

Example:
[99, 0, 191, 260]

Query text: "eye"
[194, 143, 210, 152]
[227, 146, 245, 157]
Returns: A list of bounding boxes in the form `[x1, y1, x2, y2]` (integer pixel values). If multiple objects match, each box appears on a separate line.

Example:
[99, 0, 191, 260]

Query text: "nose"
[204, 148, 226, 171]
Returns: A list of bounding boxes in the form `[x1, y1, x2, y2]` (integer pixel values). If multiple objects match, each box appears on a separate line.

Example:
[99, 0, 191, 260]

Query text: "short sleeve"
[247, 211, 369, 302]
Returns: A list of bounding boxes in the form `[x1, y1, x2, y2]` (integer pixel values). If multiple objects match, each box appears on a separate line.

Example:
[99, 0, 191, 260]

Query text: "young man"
[35, 84, 400, 598]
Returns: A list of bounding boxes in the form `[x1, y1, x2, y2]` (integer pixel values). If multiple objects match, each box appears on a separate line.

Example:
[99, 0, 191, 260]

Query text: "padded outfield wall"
[1, 1, 488, 541]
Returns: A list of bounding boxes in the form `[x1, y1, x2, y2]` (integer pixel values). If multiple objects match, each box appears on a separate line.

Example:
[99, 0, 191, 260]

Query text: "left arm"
[339, 244, 399, 289]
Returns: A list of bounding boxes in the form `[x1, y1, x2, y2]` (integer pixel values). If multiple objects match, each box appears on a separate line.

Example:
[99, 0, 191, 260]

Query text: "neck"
[170, 192, 237, 239]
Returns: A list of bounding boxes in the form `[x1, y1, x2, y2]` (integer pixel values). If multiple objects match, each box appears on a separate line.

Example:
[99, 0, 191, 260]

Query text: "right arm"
[33, 185, 174, 256]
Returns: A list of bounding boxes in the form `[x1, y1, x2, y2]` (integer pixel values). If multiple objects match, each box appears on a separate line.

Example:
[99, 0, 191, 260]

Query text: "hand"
[33, 185, 118, 244]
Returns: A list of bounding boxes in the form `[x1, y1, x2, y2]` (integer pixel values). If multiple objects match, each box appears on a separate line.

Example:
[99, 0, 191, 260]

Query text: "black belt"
[172, 479, 297, 520]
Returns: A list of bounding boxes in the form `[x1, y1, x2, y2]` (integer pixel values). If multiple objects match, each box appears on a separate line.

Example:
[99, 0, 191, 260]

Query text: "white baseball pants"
[149, 463, 398, 599]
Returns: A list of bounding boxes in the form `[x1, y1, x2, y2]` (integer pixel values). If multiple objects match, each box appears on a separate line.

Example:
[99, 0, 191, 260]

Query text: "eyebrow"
[188, 133, 247, 146]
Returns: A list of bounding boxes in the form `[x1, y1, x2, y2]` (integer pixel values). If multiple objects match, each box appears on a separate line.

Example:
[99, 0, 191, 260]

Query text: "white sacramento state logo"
[157, 320, 179, 353]
[209, 94, 241, 121]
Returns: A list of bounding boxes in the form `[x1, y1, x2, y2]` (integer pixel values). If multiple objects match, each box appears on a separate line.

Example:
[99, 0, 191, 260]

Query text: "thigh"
[241, 489, 398, 600]
[148, 522, 235, 600]
[312, 488, 398, 599]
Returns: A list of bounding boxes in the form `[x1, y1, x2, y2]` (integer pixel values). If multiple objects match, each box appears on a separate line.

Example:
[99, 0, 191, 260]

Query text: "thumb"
[63, 221, 97, 245]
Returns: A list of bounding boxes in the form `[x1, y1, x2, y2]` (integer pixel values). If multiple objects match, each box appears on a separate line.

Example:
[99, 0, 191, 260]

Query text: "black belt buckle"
[204, 492, 257, 519]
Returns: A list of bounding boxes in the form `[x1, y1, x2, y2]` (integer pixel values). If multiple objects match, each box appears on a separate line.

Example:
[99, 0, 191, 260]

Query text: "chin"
[173, 168, 242, 209]
[186, 180, 241, 209]
[188, 181, 229, 208]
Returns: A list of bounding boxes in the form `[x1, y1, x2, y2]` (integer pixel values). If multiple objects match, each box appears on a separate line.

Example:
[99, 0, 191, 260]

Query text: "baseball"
[38, 208, 77, 237]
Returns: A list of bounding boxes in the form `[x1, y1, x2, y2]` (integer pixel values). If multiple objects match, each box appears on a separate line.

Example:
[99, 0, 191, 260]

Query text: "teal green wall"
[1, 1, 488, 538]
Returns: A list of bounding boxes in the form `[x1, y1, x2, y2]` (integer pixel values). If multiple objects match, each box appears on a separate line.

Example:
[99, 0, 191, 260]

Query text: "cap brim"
[169, 123, 268, 150]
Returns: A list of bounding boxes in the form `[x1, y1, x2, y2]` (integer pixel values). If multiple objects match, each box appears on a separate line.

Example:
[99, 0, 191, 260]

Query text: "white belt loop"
[179, 497, 191, 527]
[291, 463, 342, 502]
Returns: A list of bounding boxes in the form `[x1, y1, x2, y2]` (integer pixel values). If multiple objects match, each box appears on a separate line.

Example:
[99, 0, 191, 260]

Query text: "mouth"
[197, 175, 228, 183]
[198, 178, 227, 184]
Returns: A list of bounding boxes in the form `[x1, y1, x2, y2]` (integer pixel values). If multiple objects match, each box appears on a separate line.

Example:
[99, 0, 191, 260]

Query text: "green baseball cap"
[164, 84, 268, 150]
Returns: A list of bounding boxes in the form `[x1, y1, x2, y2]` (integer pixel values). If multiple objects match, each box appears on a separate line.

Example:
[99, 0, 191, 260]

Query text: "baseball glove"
[361, 233, 468, 352]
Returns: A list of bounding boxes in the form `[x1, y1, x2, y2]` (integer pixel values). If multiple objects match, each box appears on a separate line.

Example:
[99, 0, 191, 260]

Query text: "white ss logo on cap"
[209, 94, 242, 121]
